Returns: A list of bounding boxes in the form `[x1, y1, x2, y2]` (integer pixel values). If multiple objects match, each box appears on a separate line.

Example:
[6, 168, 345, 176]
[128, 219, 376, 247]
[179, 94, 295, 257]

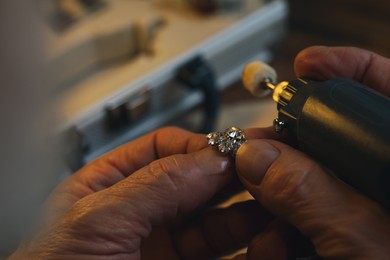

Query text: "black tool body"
[276, 78, 390, 208]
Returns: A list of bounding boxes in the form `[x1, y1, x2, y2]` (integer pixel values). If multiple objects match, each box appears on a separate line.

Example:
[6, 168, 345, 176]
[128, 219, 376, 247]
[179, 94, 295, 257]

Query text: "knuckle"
[147, 156, 186, 192]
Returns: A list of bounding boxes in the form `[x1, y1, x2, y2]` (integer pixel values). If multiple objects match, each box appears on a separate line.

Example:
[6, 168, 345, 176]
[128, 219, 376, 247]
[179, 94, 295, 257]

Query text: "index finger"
[294, 46, 390, 97]
[75, 126, 277, 192]
[98, 126, 277, 178]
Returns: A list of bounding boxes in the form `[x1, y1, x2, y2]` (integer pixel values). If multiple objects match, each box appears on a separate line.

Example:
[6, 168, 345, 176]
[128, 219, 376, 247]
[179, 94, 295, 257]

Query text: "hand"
[10, 127, 276, 259]
[235, 46, 390, 259]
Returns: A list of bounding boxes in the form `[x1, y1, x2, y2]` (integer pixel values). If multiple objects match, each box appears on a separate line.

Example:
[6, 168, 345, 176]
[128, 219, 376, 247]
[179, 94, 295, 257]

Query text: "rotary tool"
[242, 61, 390, 208]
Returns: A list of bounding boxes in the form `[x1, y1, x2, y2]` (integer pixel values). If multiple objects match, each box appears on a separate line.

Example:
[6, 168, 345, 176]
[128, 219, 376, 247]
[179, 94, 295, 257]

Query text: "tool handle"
[286, 78, 390, 208]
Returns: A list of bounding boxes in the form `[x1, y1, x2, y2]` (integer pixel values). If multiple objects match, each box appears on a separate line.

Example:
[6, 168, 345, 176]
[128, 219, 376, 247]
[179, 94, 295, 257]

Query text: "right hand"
[235, 46, 390, 259]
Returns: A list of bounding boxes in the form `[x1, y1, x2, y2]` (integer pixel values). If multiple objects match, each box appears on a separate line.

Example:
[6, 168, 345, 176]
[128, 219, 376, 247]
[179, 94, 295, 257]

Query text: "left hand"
[10, 127, 275, 260]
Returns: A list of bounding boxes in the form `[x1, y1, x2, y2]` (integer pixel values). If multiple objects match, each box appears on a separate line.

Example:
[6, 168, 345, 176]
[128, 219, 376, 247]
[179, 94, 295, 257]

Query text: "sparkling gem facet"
[218, 143, 229, 154]
[207, 132, 217, 146]
[206, 127, 247, 156]
[207, 132, 226, 146]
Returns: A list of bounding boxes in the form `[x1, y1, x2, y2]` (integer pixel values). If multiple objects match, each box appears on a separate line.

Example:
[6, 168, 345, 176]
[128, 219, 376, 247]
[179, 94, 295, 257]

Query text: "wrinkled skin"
[10, 46, 390, 259]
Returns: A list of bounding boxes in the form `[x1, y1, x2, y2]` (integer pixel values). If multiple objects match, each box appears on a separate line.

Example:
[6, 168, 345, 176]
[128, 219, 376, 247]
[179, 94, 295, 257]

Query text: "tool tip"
[242, 61, 277, 97]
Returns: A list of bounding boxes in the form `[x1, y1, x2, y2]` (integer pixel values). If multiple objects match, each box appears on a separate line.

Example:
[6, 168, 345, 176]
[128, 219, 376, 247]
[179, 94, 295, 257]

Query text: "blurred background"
[272, 0, 390, 77]
[37, 0, 390, 171]
[0, 0, 389, 257]
[222, 0, 390, 106]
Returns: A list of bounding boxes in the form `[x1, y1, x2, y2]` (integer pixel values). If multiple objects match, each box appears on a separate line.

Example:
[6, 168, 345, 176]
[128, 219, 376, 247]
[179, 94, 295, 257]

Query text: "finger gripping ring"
[206, 127, 247, 157]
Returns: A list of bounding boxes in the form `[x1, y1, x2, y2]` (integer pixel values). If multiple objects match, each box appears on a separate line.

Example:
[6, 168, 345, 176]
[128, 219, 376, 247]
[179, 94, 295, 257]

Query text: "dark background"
[222, 0, 390, 102]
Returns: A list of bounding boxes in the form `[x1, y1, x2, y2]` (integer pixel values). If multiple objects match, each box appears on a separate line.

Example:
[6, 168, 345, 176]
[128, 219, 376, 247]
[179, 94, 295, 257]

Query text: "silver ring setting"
[206, 127, 247, 156]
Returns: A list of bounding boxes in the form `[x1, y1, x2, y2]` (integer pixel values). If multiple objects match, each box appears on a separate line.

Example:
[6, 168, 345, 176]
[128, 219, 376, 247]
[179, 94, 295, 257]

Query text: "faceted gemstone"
[228, 127, 246, 155]
[207, 132, 225, 146]
[207, 127, 247, 156]
[226, 127, 246, 142]
[228, 142, 240, 156]
[206, 132, 217, 146]
[218, 141, 230, 154]
[217, 132, 227, 144]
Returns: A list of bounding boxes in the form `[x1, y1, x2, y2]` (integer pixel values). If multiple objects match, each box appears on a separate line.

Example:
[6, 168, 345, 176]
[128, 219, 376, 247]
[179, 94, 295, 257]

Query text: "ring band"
[206, 127, 247, 157]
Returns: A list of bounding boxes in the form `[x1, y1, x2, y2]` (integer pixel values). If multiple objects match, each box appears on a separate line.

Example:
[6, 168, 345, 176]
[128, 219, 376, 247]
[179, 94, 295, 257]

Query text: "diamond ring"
[206, 127, 247, 157]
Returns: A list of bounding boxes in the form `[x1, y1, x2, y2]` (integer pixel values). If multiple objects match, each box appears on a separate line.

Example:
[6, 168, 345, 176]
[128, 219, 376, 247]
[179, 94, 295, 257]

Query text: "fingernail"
[236, 140, 280, 185]
[193, 148, 232, 176]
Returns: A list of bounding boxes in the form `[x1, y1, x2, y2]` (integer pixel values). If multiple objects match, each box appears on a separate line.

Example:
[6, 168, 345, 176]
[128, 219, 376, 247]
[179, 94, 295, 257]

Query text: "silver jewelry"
[206, 127, 247, 157]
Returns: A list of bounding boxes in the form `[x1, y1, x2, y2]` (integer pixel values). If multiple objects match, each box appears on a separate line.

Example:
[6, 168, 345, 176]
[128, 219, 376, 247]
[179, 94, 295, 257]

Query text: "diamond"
[206, 132, 217, 146]
[223, 127, 247, 155]
[207, 132, 225, 146]
[218, 142, 229, 154]
[206, 127, 247, 156]
[226, 127, 246, 141]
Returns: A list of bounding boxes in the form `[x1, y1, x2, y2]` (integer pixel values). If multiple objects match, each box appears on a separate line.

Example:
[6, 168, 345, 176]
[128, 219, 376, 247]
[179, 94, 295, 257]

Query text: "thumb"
[109, 147, 233, 225]
[235, 139, 390, 257]
[294, 46, 390, 97]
